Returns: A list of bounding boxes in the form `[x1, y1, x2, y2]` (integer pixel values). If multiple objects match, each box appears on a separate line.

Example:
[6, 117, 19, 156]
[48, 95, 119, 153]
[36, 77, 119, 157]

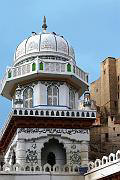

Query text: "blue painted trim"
[33, 104, 71, 109]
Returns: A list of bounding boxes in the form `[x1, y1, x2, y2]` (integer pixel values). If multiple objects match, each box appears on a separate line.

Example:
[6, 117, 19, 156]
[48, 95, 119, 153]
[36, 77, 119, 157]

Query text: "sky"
[0, 0, 120, 128]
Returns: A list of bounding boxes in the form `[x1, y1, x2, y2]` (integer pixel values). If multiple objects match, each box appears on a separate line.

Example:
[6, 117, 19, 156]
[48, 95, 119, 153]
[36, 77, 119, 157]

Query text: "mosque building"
[0, 17, 96, 180]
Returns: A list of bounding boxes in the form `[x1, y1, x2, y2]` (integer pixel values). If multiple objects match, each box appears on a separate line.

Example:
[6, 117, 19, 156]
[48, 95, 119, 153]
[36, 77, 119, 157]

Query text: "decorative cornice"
[41, 80, 65, 87]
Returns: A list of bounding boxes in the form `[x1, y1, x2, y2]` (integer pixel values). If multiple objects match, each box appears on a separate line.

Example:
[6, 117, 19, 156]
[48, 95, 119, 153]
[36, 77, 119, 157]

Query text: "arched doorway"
[41, 138, 66, 166]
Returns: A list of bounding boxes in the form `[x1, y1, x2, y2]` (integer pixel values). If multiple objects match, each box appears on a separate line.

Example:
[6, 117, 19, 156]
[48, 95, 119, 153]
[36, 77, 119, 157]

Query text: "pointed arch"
[41, 138, 66, 166]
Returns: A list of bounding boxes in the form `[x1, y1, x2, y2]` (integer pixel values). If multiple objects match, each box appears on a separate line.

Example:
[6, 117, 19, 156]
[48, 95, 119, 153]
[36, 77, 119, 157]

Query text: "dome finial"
[42, 16, 47, 32]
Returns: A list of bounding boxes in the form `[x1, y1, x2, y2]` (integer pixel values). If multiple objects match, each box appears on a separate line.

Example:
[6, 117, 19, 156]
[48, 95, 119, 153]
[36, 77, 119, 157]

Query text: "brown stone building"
[91, 57, 120, 116]
[90, 57, 120, 161]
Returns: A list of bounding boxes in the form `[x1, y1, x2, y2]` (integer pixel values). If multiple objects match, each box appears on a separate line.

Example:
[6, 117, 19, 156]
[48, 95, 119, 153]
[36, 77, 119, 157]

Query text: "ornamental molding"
[41, 80, 65, 87]
[17, 128, 89, 142]
[18, 128, 89, 135]
[26, 143, 38, 164]
[66, 83, 77, 93]
[69, 150, 81, 166]
[40, 136, 68, 150]
[19, 82, 38, 91]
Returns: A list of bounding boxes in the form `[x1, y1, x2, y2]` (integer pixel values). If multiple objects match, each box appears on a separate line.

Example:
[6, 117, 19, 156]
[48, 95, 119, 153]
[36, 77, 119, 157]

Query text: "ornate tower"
[0, 17, 96, 175]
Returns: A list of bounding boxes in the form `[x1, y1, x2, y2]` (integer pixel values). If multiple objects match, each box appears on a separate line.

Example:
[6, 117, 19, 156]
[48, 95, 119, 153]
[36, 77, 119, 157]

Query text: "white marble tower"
[0, 17, 96, 179]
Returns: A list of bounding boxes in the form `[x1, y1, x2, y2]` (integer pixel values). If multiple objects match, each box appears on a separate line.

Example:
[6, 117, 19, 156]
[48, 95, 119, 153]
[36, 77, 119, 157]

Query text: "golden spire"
[42, 16, 47, 32]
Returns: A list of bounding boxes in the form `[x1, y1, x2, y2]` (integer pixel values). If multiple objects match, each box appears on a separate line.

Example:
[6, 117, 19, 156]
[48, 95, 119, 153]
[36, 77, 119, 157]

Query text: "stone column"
[16, 139, 26, 166]
[66, 149, 70, 165]
[37, 142, 42, 166]
[80, 141, 89, 167]
[35, 56, 39, 71]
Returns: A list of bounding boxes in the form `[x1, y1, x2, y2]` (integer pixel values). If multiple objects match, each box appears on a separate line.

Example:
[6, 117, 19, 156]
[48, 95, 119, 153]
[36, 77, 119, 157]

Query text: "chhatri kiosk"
[0, 17, 96, 180]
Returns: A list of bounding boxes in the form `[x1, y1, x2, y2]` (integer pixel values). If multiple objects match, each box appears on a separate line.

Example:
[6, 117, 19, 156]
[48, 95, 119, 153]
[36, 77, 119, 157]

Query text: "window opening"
[47, 85, 59, 106]
[40, 62, 43, 70]
[105, 133, 109, 142]
[67, 63, 71, 72]
[32, 63, 36, 71]
[23, 88, 33, 108]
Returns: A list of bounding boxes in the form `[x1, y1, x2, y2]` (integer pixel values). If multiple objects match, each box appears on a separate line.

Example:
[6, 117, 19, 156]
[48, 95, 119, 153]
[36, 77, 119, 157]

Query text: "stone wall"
[0, 174, 83, 180]
[4, 128, 89, 168]
[90, 57, 118, 115]
[89, 116, 120, 161]
[90, 57, 120, 160]
[116, 59, 120, 114]
[90, 78, 101, 107]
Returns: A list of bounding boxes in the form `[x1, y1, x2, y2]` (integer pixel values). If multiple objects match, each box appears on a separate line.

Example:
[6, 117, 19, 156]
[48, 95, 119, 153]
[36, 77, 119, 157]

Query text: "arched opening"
[103, 158, 106, 164]
[67, 63, 71, 72]
[110, 156, 113, 161]
[32, 63, 36, 71]
[8, 70, 12, 78]
[39, 62, 43, 70]
[117, 153, 120, 159]
[96, 161, 99, 167]
[41, 139, 66, 166]
[47, 152, 56, 167]
[11, 150, 16, 165]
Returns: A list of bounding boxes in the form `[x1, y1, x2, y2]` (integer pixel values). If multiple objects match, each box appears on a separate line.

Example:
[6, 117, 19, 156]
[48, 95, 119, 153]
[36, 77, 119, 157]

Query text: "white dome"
[14, 32, 75, 65]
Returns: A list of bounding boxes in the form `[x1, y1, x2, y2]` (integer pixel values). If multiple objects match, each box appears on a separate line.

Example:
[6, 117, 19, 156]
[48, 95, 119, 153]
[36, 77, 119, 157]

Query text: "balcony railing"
[0, 162, 80, 174]
[0, 58, 88, 93]
[12, 108, 96, 119]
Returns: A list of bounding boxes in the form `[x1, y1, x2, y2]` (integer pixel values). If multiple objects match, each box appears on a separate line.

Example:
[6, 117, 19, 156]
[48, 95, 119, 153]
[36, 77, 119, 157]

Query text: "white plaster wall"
[75, 92, 79, 109]
[39, 82, 47, 106]
[5, 128, 89, 168]
[33, 83, 41, 107]
[66, 84, 70, 108]
[59, 84, 67, 107]
[34, 82, 79, 109]
[13, 81, 79, 110]
[0, 173, 84, 180]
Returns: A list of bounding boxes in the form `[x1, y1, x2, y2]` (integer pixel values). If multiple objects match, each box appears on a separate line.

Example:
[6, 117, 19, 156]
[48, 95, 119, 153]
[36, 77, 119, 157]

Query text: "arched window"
[32, 63, 36, 71]
[69, 89, 75, 109]
[23, 88, 33, 108]
[67, 63, 71, 72]
[47, 85, 59, 106]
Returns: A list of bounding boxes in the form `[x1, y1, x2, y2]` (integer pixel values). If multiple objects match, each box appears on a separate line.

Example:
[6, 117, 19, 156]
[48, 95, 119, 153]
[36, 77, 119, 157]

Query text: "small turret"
[83, 90, 91, 110]
[14, 85, 23, 108]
